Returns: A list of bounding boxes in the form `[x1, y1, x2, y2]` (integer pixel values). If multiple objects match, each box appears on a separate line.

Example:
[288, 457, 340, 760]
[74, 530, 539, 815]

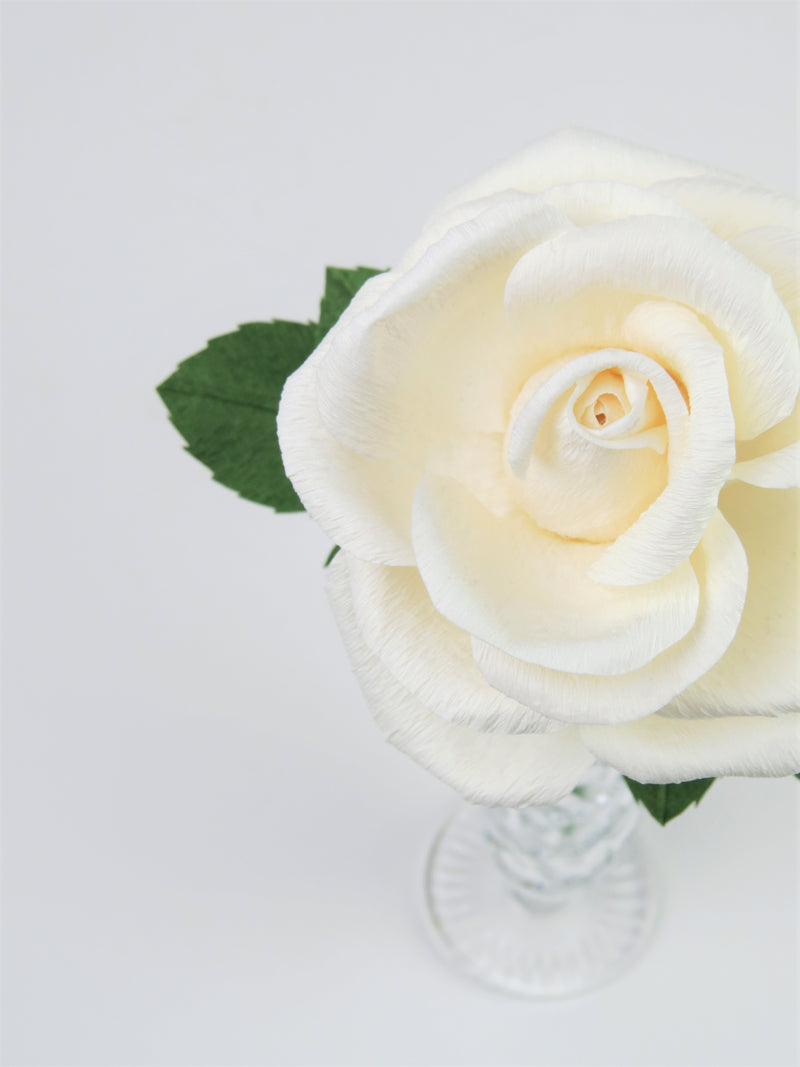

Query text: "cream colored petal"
[473, 510, 747, 724]
[404, 181, 694, 271]
[432, 128, 722, 218]
[277, 354, 417, 565]
[590, 304, 736, 585]
[426, 432, 520, 517]
[505, 216, 800, 441]
[506, 348, 680, 544]
[651, 176, 799, 240]
[731, 227, 800, 485]
[664, 484, 800, 717]
[731, 444, 800, 489]
[344, 555, 556, 734]
[326, 552, 594, 806]
[579, 714, 800, 782]
[315, 196, 572, 466]
[411, 473, 699, 676]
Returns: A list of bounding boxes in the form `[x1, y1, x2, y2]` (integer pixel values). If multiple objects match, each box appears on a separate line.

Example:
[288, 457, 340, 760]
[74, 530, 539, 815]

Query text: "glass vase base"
[424, 803, 657, 999]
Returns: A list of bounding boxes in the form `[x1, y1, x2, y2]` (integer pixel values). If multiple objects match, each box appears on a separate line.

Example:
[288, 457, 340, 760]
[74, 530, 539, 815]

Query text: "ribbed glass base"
[423, 765, 657, 998]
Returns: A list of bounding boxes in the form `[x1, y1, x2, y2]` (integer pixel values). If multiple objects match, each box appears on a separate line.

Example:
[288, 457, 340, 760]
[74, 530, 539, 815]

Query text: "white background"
[3, 2, 798, 1065]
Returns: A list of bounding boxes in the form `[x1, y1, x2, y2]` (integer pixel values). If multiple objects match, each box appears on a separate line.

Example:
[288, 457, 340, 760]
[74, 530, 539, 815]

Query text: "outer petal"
[411, 473, 700, 676]
[590, 303, 737, 585]
[315, 195, 572, 465]
[403, 181, 695, 271]
[579, 714, 800, 782]
[473, 510, 747, 724]
[277, 353, 417, 565]
[326, 552, 594, 806]
[505, 215, 800, 440]
[731, 444, 800, 489]
[730, 227, 800, 486]
[432, 128, 722, 218]
[651, 176, 799, 240]
[665, 484, 800, 717]
[344, 555, 556, 734]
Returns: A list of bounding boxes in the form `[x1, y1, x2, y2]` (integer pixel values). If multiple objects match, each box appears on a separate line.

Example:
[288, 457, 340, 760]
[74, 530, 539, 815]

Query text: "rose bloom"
[278, 129, 800, 805]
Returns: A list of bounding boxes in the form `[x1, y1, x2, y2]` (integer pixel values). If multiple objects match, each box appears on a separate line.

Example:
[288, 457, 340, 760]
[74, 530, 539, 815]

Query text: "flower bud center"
[504, 350, 677, 543]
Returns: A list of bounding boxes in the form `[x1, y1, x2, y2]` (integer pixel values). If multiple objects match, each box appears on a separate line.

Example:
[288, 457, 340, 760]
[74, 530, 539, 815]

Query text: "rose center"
[504, 350, 680, 543]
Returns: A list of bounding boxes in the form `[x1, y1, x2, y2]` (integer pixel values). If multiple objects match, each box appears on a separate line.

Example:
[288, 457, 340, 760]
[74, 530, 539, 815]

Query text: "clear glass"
[423, 763, 657, 998]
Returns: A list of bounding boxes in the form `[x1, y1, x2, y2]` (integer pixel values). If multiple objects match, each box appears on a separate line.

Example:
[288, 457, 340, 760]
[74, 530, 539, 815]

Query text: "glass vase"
[423, 763, 657, 998]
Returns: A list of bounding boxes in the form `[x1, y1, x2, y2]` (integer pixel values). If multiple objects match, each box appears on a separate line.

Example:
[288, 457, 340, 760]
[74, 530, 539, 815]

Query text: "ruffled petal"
[277, 354, 417, 565]
[730, 227, 800, 485]
[473, 510, 747, 724]
[344, 555, 555, 734]
[315, 195, 572, 465]
[664, 484, 800, 717]
[432, 128, 720, 218]
[590, 303, 736, 585]
[505, 216, 800, 441]
[651, 176, 799, 239]
[731, 444, 800, 489]
[326, 552, 594, 806]
[411, 473, 699, 676]
[579, 714, 800, 782]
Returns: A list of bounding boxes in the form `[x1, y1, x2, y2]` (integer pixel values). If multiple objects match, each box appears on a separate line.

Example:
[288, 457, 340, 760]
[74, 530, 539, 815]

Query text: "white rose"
[277, 128, 800, 805]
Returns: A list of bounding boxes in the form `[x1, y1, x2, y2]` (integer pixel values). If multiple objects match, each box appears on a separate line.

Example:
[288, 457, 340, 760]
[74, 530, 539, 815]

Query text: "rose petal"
[433, 128, 720, 218]
[344, 554, 556, 734]
[505, 216, 800, 441]
[315, 196, 572, 465]
[506, 348, 682, 544]
[664, 484, 800, 718]
[730, 227, 800, 486]
[579, 714, 800, 782]
[473, 509, 747, 724]
[589, 303, 737, 585]
[277, 353, 417, 565]
[411, 473, 700, 676]
[326, 552, 594, 806]
[426, 432, 520, 518]
[651, 176, 799, 239]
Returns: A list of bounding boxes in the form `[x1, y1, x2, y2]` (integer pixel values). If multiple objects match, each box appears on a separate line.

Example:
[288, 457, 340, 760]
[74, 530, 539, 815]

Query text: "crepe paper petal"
[731, 444, 800, 489]
[663, 484, 800, 718]
[505, 215, 800, 441]
[426, 432, 521, 518]
[589, 304, 736, 585]
[651, 176, 799, 240]
[277, 353, 418, 565]
[506, 348, 682, 543]
[344, 555, 556, 735]
[473, 510, 747, 724]
[579, 713, 800, 783]
[730, 227, 800, 484]
[325, 552, 594, 806]
[404, 180, 695, 273]
[411, 473, 699, 676]
[432, 127, 721, 218]
[314, 195, 572, 464]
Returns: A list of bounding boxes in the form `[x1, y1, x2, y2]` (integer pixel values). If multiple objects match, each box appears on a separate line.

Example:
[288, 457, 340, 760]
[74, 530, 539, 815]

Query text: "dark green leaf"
[624, 777, 715, 825]
[317, 266, 387, 344]
[157, 320, 316, 511]
[324, 545, 341, 568]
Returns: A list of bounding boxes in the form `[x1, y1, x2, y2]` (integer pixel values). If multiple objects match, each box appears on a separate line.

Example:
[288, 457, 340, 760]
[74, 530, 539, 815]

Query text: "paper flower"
[276, 129, 799, 806]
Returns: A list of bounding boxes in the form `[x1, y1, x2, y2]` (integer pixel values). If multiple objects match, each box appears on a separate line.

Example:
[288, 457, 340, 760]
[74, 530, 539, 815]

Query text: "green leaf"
[317, 266, 386, 344]
[159, 266, 386, 511]
[324, 545, 341, 568]
[624, 777, 715, 825]
[157, 320, 316, 511]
